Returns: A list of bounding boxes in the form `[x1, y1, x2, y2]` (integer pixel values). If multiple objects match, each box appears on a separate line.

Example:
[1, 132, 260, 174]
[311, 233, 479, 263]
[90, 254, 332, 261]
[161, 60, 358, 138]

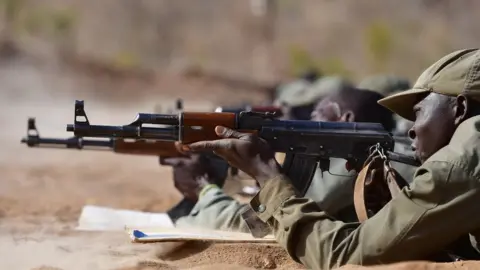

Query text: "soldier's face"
[408, 93, 457, 162]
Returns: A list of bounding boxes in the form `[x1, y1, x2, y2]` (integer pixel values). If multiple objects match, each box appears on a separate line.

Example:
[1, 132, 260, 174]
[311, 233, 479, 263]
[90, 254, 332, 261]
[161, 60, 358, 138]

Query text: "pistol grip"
[282, 153, 318, 195]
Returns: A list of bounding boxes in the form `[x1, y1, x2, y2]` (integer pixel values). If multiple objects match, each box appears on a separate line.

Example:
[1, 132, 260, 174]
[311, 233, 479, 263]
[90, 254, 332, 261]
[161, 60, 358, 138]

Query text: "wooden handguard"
[114, 139, 182, 157]
[181, 112, 256, 144]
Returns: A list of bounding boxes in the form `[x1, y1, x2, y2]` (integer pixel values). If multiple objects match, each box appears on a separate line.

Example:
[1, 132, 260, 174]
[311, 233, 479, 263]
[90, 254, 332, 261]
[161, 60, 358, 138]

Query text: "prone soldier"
[173, 78, 404, 231]
[178, 49, 480, 269]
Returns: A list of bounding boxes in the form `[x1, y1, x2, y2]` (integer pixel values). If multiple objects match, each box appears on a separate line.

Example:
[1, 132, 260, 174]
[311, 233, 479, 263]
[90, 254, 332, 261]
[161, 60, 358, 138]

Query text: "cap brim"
[377, 88, 430, 121]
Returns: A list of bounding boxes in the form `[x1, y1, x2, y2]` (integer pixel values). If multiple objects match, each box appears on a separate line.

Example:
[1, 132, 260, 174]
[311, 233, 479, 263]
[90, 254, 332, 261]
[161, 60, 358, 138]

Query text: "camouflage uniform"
[247, 49, 480, 269]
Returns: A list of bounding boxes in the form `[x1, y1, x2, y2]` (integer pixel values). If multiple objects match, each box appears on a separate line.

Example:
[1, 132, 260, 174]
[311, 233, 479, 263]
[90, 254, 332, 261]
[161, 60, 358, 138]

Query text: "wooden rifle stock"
[181, 112, 257, 144]
[113, 139, 183, 157]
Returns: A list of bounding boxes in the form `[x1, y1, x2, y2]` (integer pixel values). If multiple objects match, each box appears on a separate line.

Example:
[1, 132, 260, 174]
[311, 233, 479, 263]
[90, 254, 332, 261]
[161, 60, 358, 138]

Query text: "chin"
[415, 152, 426, 164]
[418, 154, 430, 164]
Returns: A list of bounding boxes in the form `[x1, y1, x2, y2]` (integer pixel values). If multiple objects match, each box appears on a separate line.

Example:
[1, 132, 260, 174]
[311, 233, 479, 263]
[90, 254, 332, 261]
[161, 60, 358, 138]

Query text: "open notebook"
[126, 227, 276, 244]
[76, 205, 276, 244]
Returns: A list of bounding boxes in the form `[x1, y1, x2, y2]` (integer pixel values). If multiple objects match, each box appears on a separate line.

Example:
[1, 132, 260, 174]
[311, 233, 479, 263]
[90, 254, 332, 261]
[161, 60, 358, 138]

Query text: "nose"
[408, 126, 416, 140]
[408, 126, 417, 151]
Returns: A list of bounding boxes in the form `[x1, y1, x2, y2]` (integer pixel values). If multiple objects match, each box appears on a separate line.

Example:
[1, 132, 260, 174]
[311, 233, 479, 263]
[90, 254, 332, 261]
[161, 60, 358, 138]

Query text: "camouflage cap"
[275, 79, 310, 105]
[378, 49, 480, 121]
[358, 75, 411, 95]
[276, 76, 353, 107]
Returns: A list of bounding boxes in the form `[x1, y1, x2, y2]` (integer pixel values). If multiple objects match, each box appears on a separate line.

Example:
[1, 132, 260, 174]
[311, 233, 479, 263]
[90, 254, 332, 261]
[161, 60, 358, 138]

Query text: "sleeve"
[250, 161, 480, 269]
[175, 186, 251, 233]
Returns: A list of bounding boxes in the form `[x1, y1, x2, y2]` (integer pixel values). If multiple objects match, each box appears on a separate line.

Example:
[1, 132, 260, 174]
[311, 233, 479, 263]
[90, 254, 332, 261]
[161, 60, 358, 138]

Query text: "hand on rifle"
[175, 126, 281, 187]
[160, 154, 215, 202]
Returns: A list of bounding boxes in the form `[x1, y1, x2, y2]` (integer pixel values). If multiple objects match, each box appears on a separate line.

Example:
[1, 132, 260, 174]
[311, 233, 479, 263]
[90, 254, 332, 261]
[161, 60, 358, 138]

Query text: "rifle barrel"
[21, 136, 113, 150]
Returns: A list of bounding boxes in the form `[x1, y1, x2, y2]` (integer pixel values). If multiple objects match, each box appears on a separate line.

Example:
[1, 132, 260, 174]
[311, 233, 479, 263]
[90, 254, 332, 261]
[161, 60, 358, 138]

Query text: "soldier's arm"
[249, 160, 480, 269]
[175, 185, 251, 232]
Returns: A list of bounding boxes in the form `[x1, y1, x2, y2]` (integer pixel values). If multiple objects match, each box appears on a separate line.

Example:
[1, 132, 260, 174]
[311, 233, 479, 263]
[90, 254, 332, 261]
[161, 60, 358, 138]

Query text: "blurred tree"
[0, 0, 24, 57]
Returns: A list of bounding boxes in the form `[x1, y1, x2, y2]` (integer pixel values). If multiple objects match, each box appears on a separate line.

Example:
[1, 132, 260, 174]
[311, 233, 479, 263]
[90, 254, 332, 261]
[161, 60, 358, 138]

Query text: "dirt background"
[1, 0, 480, 269]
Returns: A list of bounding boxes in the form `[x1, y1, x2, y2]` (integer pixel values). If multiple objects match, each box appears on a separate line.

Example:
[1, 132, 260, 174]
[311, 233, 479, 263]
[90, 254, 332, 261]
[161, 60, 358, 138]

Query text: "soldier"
[179, 49, 480, 269]
[172, 77, 352, 232]
[275, 76, 353, 121]
[173, 82, 395, 231]
[306, 86, 397, 221]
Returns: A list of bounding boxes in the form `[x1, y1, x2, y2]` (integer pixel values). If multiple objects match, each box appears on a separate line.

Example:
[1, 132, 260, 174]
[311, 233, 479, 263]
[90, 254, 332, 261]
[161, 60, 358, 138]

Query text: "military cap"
[274, 79, 311, 105]
[379, 48, 480, 121]
[276, 76, 353, 107]
[358, 75, 411, 95]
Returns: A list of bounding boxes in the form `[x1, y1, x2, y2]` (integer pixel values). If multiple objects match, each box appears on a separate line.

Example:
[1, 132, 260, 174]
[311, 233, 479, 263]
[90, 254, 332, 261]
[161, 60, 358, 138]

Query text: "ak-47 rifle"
[21, 118, 182, 157]
[22, 99, 187, 157]
[20, 99, 228, 222]
[67, 100, 421, 195]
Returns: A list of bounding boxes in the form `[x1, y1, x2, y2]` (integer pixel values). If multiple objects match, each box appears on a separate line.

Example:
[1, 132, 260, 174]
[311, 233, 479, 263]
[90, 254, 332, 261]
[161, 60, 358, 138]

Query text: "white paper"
[127, 228, 276, 243]
[76, 205, 174, 231]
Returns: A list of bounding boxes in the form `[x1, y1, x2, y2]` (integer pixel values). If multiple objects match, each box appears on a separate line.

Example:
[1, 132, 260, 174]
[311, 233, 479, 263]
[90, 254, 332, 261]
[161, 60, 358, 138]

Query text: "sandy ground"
[1, 54, 479, 270]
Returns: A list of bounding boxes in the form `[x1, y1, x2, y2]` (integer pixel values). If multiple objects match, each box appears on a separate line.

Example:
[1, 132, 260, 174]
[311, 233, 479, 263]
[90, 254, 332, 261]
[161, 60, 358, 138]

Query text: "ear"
[454, 95, 468, 126]
[340, 110, 355, 122]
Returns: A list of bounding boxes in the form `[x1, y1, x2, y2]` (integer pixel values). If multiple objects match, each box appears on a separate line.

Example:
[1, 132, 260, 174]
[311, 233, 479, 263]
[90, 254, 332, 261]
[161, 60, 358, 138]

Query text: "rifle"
[21, 118, 183, 157]
[66, 100, 421, 195]
[20, 116, 231, 222]
[20, 99, 227, 223]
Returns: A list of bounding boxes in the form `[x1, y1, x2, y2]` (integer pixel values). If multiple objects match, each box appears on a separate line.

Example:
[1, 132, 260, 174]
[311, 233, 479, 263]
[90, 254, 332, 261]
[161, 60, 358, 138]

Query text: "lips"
[410, 144, 423, 162]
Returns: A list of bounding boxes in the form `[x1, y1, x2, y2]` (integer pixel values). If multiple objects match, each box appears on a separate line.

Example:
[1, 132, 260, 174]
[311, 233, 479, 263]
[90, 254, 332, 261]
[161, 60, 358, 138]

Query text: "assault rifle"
[20, 98, 228, 223]
[67, 100, 421, 195]
[20, 117, 230, 222]
[21, 118, 183, 157]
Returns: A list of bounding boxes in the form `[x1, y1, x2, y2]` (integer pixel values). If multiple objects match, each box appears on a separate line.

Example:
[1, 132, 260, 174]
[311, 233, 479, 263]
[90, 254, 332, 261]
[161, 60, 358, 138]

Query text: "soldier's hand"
[160, 154, 213, 202]
[176, 126, 281, 187]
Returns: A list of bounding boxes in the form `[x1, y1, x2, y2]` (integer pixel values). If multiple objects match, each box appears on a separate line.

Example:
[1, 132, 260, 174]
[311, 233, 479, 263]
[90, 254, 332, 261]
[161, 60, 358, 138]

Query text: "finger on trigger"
[175, 141, 190, 154]
[214, 126, 227, 136]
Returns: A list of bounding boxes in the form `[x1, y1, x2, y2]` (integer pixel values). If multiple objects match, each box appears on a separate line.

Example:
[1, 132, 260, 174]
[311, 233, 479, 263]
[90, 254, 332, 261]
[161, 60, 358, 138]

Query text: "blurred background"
[1, 0, 479, 103]
[1, 1, 480, 268]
